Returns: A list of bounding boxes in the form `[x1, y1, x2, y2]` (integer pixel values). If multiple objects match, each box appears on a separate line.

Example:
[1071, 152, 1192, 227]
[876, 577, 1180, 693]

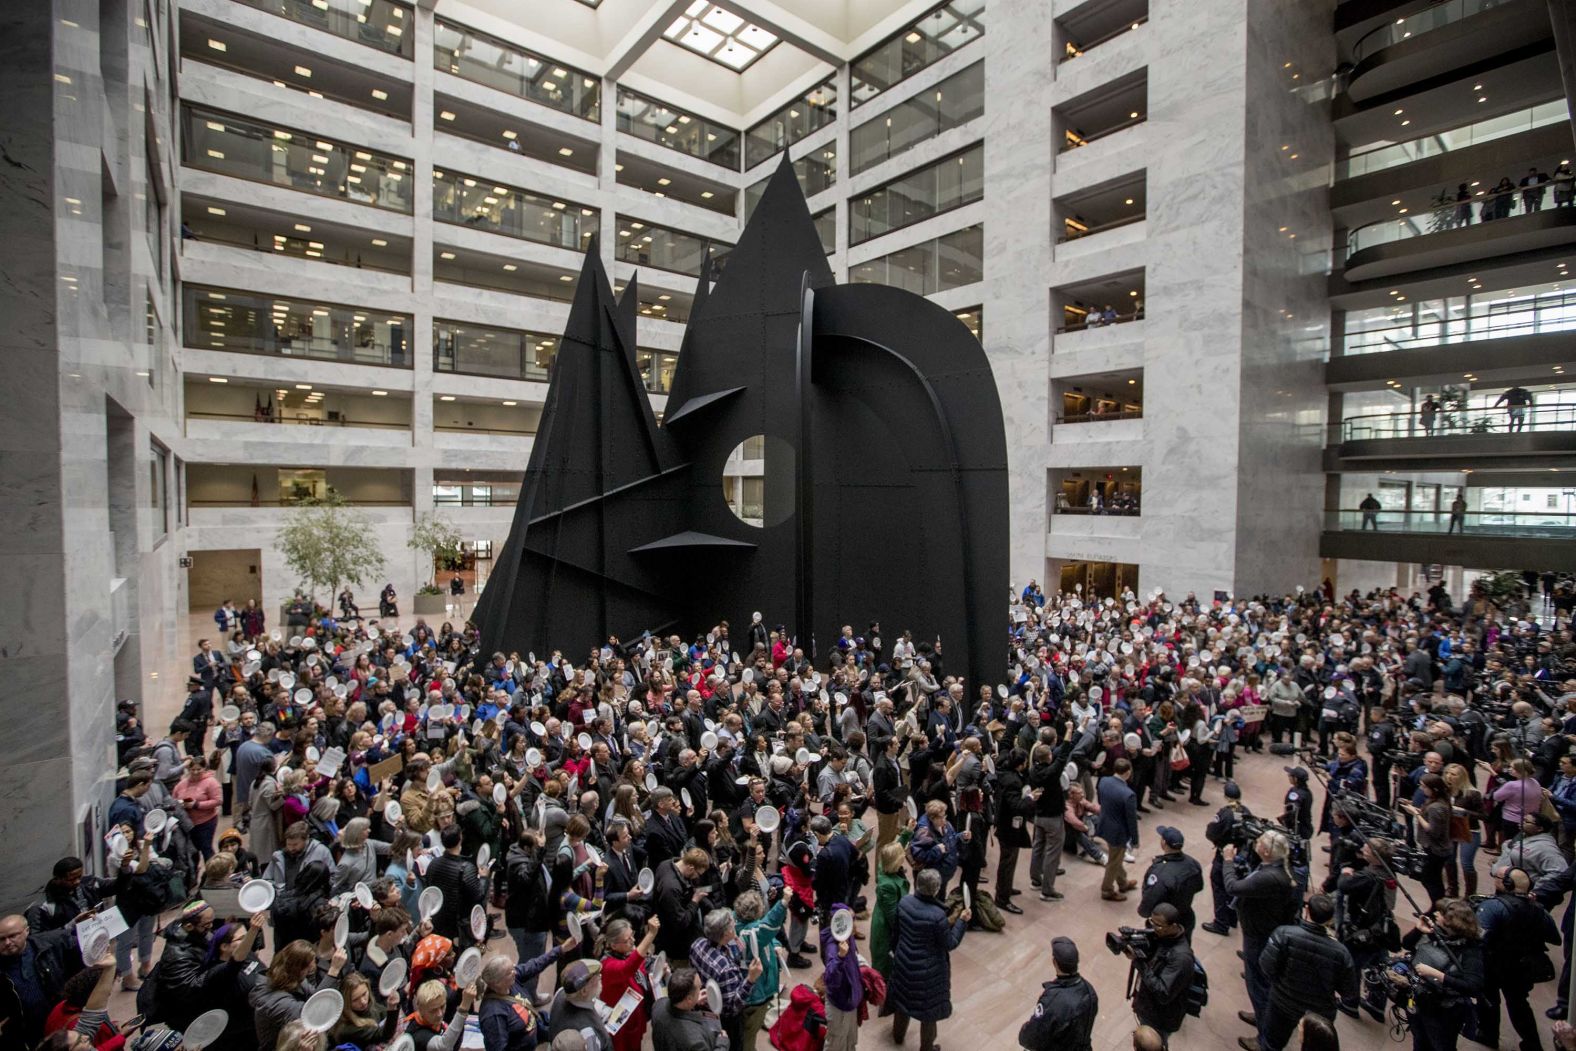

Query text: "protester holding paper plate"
[248, 937, 349, 1050]
[476, 938, 571, 1051]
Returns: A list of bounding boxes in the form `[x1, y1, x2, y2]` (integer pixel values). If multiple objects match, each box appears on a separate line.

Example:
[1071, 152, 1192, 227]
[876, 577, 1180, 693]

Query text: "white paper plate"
[637, 867, 655, 894]
[700, 731, 718, 750]
[578, 732, 593, 750]
[644, 770, 657, 791]
[755, 806, 780, 833]
[904, 798, 918, 821]
[426, 768, 442, 792]
[301, 988, 343, 1032]
[566, 911, 582, 942]
[996, 684, 1008, 699]
[307, 746, 320, 763]
[705, 979, 722, 1015]
[742, 668, 754, 683]
[378, 956, 408, 997]
[530, 721, 547, 737]
[476, 844, 491, 872]
[81, 925, 111, 963]
[294, 688, 312, 705]
[385, 800, 403, 826]
[333, 911, 350, 948]
[355, 882, 375, 910]
[184, 1008, 229, 1048]
[795, 747, 811, 766]
[680, 787, 692, 810]
[144, 808, 169, 836]
[470, 904, 487, 940]
[279, 672, 296, 689]
[493, 783, 507, 805]
[830, 909, 854, 942]
[218, 704, 241, 723]
[418, 886, 443, 920]
[526, 748, 542, 768]
[454, 946, 482, 986]
[237, 878, 275, 914]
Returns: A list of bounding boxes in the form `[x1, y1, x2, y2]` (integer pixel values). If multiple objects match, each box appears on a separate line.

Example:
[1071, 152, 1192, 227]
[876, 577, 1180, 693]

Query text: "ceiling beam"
[605, 0, 691, 81]
[708, 0, 844, 65]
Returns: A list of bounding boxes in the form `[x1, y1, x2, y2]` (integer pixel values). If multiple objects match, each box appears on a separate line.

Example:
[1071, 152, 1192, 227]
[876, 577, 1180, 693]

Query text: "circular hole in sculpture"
[723, 435, 794, 528]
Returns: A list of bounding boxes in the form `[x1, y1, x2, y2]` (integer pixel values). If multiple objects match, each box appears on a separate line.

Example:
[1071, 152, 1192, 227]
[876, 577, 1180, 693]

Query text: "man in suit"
[644, 788, 690, 867]
[192, 637, 229, 697]
[601, 818, 648, 924]
[873, 733, 908, 851]
[1096, 759, 1140, 902]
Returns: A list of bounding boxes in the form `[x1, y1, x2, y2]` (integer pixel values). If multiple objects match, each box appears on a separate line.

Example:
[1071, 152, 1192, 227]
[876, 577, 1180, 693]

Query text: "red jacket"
[598, 948, 650, 1051]
[770, 984, 826, 1051]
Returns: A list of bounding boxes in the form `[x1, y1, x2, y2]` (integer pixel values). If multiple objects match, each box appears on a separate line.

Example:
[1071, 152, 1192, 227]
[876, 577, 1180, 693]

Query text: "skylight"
[663, 2, 779, 71]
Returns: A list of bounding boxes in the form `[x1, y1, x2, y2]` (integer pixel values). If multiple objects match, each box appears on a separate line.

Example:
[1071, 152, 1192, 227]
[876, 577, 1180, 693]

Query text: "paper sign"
[1236, 704, 1266, 723]
[202, 887, 244, 917]
[317, 747, 347, 779]
[367, 754, 404, 783]
[604, 987, 644, 1035]
[74, 906, 128, 962]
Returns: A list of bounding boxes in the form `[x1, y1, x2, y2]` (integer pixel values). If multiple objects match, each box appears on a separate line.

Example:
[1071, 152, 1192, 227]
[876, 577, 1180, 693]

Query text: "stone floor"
[134, 608, 1554, 1050]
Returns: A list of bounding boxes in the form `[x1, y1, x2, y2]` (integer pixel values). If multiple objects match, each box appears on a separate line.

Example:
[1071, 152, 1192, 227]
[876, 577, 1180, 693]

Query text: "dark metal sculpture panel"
[473, 157, 1009, 688]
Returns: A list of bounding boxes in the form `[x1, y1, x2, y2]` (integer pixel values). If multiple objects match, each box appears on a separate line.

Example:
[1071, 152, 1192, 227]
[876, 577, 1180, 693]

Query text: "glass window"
[181, 106, 413, 213]
[851, 0, 985, 107]
[228, 0, 414, 57]
[433, 20, 599, 121]
[613, 218, 732, 278]
[743, 150, 838, 218]
[616, 87, 740, 169]
[183, 285, 411, 366]
[149, 440, 168, 538]
[849, 224, 983, 295]
[850, 143, 982, 245]
[850, 62, 983, 174]
[744, 80, 837, 169]
[954, 305, 981, 341]
[813, 208, 836, 255]
[636, 349, 679, 393]
[144, 149, 163, 281]
[1341, 279, 1576, 356]
[432, 170, 598, 251]
[434, 320, 558, 381]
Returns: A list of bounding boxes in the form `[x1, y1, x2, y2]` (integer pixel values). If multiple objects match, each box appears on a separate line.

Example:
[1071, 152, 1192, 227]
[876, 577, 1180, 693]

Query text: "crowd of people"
[5, 573, 1576, 1051]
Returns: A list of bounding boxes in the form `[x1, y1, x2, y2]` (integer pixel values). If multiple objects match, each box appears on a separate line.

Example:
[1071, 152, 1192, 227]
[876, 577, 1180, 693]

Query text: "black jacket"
[874, 753, 907, 816]
[0, 927, 81, 1046]
[1026, 740, 1075, 819]
[152, 921, 228, 1030]
[1404, 929, 1484, 1009]
[503, 842, 553, 932]
[651, 858, 702, 959]
[1222, 861, 1299, 939]
[1260, 920, 1356, 1019]
[1132, 932, 1194, 1034]
[994, 769, 1033, 849]
[1138, 852, 1205, 932]
[645, 812, 689, 867]
[424, 852, 486, 941]
[1017, 974, 1098, 1051]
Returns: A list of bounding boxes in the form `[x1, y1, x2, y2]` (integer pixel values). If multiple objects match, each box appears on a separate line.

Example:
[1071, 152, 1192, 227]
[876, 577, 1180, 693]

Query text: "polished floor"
[136, 611, 1552, 1050]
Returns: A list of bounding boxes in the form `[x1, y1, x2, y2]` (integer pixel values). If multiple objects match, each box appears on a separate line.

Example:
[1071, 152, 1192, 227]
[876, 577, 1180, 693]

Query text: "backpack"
[135, 959, 164, 1021]
[1185, 957, 1209, 1016]
[944, 888, 1004, 932]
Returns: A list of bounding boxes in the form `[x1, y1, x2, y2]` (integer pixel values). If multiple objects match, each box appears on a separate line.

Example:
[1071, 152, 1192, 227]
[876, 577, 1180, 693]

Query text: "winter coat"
[1017, 974, 1099, 1051]
[886, 892, 965, 1022]
[1260, 920, 1356, 1019]
[738, 899, 789, 1006]
[869, 869, 908, 976]
[250, 972, 340, 1051]
[906, 817, 959, 884]
[993, 769, 1032, 849]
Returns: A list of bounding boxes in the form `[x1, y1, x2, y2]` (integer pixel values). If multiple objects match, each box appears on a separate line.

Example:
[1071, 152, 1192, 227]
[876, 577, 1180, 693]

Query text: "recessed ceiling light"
[1125, 198, 1134, 205]
[296, 384, 313, 390]
[371, 89, 388, 101]
[1129, 111, 1139, 119]
[440, 395, 456, 401]
[294, 65, 312, 78]
[503, 264, 517, 271]
[502, 130, 517, 140]
[657, 177, 671, 186]
[1393, 108, 1403, 115]
[208, 376, 228, 383]
[371, 238, 387, 246]
[559, 147, 574, 157]
[440, 251, 455, 259]
[372, 390, 388, 396]
[439, 111, 455, 121]
[502, 400, 517, 406]
[559, 274, 572, 281]
[206, 206, 226, 216]
[700, 190, 714, 199]
[295, 223, 311, 232]
[207, 39, 227, 52]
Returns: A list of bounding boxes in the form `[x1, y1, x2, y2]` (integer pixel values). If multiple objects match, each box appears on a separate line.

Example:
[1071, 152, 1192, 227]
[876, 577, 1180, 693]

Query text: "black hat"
[1284, 766, 1310, 782]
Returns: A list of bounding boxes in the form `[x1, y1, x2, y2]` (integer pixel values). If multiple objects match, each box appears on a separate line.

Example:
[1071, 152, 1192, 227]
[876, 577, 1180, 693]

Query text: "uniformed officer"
[1201, 781, 1252, 936]
[1281, 766, 1314, 840]
[1364, 706, 1398, 809]
[1016, 936, 1099, 1051]
[1137, 825, 1205, 938]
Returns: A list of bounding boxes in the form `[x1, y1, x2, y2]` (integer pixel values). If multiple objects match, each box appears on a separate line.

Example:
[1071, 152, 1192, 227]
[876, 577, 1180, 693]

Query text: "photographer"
[1394, 899, 1484, 1051]
[1201, 782, 1253, 936]
[1016, 936, 1098, 1051]
[1474, 868, 1559, 1051]
[1220, 831, 1298, 1042]
[1249, 895, 1355, 1051]
[1137, 827, 1204, 938]
[1334, 838, 1398, 1020]
[1124, 903, 1194, 1046]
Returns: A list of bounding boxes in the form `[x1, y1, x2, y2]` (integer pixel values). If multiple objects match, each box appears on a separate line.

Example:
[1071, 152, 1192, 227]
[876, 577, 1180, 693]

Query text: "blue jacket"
[887, 892, 965, 1022]
[1094, 776, 1138, 850]
[907, 817, 960, 883]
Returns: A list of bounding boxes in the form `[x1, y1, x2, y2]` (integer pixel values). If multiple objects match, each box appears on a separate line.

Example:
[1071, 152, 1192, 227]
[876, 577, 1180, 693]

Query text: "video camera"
[1229, 815, 1310, 874]
[1382, 748, 1426, 773]
[1106, 926, 1156, 961]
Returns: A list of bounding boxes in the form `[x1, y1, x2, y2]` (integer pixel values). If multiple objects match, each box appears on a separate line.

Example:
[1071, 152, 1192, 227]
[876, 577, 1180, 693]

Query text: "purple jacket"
[819, 910, 864, 1013]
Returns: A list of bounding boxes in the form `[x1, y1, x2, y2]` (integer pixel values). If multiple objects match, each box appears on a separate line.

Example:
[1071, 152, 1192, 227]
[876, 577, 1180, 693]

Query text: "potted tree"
[408, 511, 464, 616]
[275, 494, 387, 623]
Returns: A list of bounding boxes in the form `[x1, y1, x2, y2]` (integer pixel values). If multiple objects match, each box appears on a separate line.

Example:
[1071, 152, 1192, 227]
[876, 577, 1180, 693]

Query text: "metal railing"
[1346, 183, 1573, 259]
[433, 20, 600, 122]
[1326, 509, 1576, 538]
[1060, 15, 1148, 62]
[1057, 308, 1145, 333]
[187, 410, 411, 430]
[1339, 400, 1576, 440]
[1351, 0, 1502, 64]
[433, 423, 536, 436]
[1339, 101, 1569, 180]
[189, 498, 410, 508]
[1059, 115, 1145, 154]
[432, 491, 518, 507]
[432, 171, 597, 251]
[1057, 409, 1143, 424]
[1053, 504, 1141, 516]
[1059, 212, 1144, 243]
[188, 227, 408, 275]
[231, 0, 414, 57]
[1342, 287, 1576, 355]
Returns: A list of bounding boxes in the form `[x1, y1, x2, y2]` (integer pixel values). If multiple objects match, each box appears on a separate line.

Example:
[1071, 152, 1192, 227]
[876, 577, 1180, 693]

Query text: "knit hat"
[131, 1025, 183, 1051]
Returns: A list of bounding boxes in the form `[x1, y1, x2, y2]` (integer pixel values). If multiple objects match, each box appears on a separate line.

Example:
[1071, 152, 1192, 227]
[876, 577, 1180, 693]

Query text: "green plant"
[408, 511, 464, 587]
[1471, 570, 1526, 608]
[417, 584, 444, 596]
[275, 494, 387, 603]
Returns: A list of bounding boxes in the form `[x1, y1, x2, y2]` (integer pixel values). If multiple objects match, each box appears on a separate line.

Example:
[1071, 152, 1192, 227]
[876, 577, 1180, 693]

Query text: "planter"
[413, 592, 448, 616]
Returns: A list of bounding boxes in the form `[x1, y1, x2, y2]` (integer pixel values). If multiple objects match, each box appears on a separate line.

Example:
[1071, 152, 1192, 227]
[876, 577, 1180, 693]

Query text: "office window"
[433, 19, 599, 120]
[851, 0, 985, 107]
[432, 169, 598, 251]
[616, 87, 740, 169]
[744, 150, 837, 218]
[813, 209, 836, 255]
[183, 285, 411, 366]
[229, 0, 415, 57]
[149, 440, 168, 538]
[850, 143, 982, 245]
[850, 61, 983, 174]
[434, 320, 559, 381]
[613, 218, 732, 278]
[745, 80, 837, 169]
[849, 224, 983, 295]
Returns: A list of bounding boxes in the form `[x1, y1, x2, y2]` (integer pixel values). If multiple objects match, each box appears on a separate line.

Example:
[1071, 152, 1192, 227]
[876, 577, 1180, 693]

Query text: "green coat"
[737, 899, 788, 1006]
[870, 869, 910, 976]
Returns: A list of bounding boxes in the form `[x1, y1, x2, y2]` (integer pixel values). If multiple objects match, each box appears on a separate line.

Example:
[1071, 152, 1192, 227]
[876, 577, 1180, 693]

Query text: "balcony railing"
[1053, 504, 1141, 516]
[1059, 213, 1144, 243]
[1057, 308, 1144, 333]
[189, 498, 410, 508]
[1060, 15, 1147, 62]
[1059, 115, 1145, 154]
[1057, 409, 1143, 424]
[1325, 509, 1576, 538]
[432, 490, 518, 507]
[186, 410, 411, 430]
[1352, 0, 1500, 64]
[1346, 184, 1571, 260]
[1339, 401, 1576, 441]
[616, 88, 740, 170]
[433, 20, 599, 121]
[187, 226, 409, 275]
[1343, 286, 1576, 355]
[433, 423, 535, 436]
[432, 171, 598, 251]
[1339, 101, 1569, 180]
[231, 0, 414, 57]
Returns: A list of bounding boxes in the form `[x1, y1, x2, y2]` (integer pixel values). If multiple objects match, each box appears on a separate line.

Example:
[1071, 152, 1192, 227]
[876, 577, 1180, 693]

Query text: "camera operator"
[1219, 830, 1298, 1044]
[1016, 936, 1098, 1051]
[1366, 707, 1399, 809]
[1334, 837, 1399, 1020]
[1124, 903, 1195, 1047]
[1246, 894, 1355, 1051]
[1281, 766, 1314, 841]
[1138, 827, 1204, 938]
[1394, 899, 1484, 1051]
[1201, 781, 1253, 936]
[1474, 868, 1560, 1051]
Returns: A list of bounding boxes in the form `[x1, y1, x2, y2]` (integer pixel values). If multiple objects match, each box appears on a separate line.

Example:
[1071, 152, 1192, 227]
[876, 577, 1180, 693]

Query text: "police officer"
[1201, 781, 1252, 936]
[1138, 826, 1205, 938]
[1016, 936, 1098, 1051]
[1221, 830, 1299, 1045]
[1281, 766, 1314, 841]
[1364, 707, 1398, 809]
[1475, 868, 1560, 1051]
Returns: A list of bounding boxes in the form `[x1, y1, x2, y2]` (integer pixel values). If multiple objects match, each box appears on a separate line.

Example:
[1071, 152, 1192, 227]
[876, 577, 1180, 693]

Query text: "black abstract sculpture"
[472, 156, 1009, 688]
